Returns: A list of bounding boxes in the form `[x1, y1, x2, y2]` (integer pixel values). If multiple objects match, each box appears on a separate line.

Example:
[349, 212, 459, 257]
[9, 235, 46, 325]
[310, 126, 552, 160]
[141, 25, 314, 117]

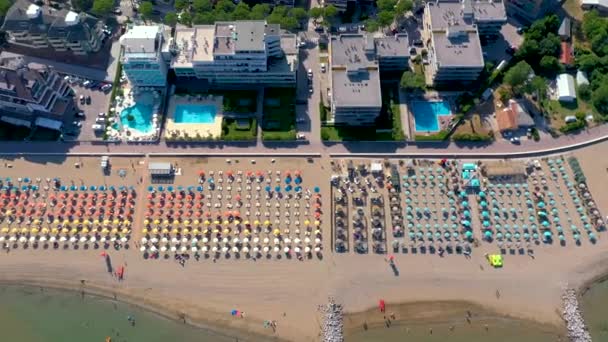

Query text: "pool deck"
[165, 95, 224, 140]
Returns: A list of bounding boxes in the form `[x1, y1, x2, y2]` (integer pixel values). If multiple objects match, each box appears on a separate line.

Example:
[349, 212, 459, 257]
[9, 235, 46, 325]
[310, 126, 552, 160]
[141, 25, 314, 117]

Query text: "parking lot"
[67, 82, 113, 141]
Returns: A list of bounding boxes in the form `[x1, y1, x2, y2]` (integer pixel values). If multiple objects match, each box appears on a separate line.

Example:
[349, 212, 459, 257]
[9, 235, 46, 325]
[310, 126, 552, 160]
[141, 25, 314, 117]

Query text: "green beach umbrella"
[465, 231, 473, 239]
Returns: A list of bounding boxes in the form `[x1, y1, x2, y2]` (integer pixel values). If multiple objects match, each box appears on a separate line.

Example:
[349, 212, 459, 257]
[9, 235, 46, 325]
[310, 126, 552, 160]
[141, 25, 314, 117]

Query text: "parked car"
[95, 117, 106, 124]
[91, 124, 104, 131]
[82, 80, 92, 88]
[296, 133, 306, 140]
[79, 95, 85, 105]
[85, 96, 91, 105]
[101, 83, 112, 92]
[296, 118, 306, 123]
[409, 47, 417, 55]
[75, 111, 85, 118]
[307, 69, 313, 78]
[98, 112, 107, 117]
[516, 26, 524, 34]
[299, 41, 306, 48]
[413, 39, 423, 46]
[505, 45, 516, 55]
[113, 8, 122, 14]
[320, 63, 326, 73]
[72, 121, 82, 127]
[509, 137, 521, 144]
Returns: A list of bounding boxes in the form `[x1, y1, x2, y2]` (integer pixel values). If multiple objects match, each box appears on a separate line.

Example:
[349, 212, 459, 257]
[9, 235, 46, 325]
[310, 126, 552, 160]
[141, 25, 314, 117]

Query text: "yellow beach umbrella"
[172, 219, 180, 225]
[203, 229, 209, 234]
[33, 219, 40, 225]
[223, 228, 230, 234]
[314, 220, 320, 226]
[1, 227, 9, 233]
[142, 228, 149, 234]
[51, 228, 59, 234]
[212, 228, 219, 234]
[5, 210, 11, 215]
[21, 227, 29, 234]
[183, 228, 190, 235]
[110, 228, 118, 234]
[234, 220, 240, 225]
[144, 219, 150, 225]
[101, 228, 109, 234]
[172, 228, 179, 234]
[151, 228, 159, 234]
[103, 219, 111, 226]
[204, 220, 210, 226]
[254, 220, 261, 226]
[121, 228, 129, 235]
[223, 220, 229, 225]
[244, 220, 250, 225]
[70, 228, 78, 235]
[304, 220, 310, 226]
[193, 220, 200, 225]
[163, 219, 170, 225]
[31, 228, 39, 234]
[214, 220, 220, 225]
[82, 227, 90, 234]
[183, 220, 190, 226]
[154, 219, 160, 225]
[123, 220, 131, 226]
[72, 219, 80, 225]
[11, 227, 18, 234]
[63, 219, 70, 225]
[161, 228, 169, 234]
[93, 219, 100, 225]
[61, 227, 69, 234]
[273, 229, 280, 236]
[264, 220, 271, 226]
[83, 220, 90, 226]
[41, 227, 49, 234]
[244, 230, 250, 236]
[113, 219, 120, 225]
[192, 228, 200, 235]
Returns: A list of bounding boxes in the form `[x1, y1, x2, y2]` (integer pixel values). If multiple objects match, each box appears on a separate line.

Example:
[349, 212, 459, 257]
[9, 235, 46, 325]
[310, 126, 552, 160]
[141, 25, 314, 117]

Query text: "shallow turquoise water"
[411, 101, 451, 132]
[120, 92, 155, 134]
[174, 104, 216, 124]
[0, 285, 250, 342]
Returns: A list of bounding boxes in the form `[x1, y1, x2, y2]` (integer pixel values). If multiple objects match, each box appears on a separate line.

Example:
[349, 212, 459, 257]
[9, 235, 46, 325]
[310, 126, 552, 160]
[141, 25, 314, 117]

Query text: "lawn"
[262, 88, 296, 141]
[542, 99, 597, 131]
[454, 114, 490, 135]
[221, 90, 257, 113]
[221, 118, 257, 141]
[321, 126, 392, 141]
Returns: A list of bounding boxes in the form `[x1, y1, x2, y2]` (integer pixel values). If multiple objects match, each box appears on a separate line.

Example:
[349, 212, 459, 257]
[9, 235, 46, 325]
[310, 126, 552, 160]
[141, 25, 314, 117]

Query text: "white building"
[556, 73, 576, 102]
[170, 21, 297, 87]
[120, 25, 169, 87]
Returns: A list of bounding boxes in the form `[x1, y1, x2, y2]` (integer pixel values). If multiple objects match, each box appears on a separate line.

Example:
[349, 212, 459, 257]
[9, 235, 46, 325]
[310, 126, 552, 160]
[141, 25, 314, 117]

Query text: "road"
[0, 123, 606, 158]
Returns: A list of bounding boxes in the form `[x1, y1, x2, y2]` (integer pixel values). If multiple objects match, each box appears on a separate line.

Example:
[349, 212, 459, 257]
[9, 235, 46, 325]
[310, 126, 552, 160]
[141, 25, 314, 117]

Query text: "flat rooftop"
[331, 34, 376, 68]
[235, 21, 265, 52]
[432, 29, 483, 67]
[192, 26, 214, 62]
[280, 34, 297, 55]
[427, 0, 506, 28]
[121, 25, 161, 55]
[172, 27, 196, 68]
[375, 34, 409, 58]
[331, 68, 382, 108]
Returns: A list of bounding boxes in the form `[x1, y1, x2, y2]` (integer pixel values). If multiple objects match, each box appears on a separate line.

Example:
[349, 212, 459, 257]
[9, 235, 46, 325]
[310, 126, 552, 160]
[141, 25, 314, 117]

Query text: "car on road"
[98, 112, 107, 117]
[113, 8, 122, 15]
[413, 39, 423, 47]
[320, 63, 326, 73]
[516, 27, 524, 34]
[409, 47, 417, 55]
[308, 86, 313, 94]
[86, 96, 91, 105]
[505, 45, 516, 55]
[314, 26, 324, 33]
[510, 137, 521, 144]
[307, 68, 313, 78]
[299, 41, 306, 48]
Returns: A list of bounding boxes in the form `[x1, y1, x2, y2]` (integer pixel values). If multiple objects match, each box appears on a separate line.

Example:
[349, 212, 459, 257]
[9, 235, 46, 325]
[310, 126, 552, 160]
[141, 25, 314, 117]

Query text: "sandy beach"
[0, 144, 607, 341]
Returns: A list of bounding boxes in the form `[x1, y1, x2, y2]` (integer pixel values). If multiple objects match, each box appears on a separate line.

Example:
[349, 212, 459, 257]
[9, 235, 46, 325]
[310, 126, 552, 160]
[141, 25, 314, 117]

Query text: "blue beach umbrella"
[314, 186, 320, 193]
[157, 186, 164, 191]
[295, 177, 302, 185]
[285, 185, 292, 192]
[295, 186, 302, 192]
[197, 186, 203, 191]
[285, 177, 292, 184]
[167, 186, 174, 192]
[265, 186, 271, 192]
[274, 186, 281, 192]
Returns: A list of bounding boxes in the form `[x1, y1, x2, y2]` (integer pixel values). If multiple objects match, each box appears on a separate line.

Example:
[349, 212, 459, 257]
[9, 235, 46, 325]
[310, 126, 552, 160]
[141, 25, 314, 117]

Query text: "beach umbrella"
[484, 231, 492, 239]
[314, 187, 320, 193]
[465, 231, 473, 239]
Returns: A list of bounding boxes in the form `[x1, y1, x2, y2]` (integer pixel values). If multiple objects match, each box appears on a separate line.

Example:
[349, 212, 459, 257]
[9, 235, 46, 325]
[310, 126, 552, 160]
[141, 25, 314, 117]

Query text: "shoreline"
[0, 277, 282, 342]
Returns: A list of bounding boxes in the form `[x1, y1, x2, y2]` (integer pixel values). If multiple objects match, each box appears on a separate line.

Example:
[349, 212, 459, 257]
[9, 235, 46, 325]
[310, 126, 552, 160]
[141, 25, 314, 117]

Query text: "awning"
[35, 117, 63, 130]
[1, 116, 31, 128]
[148, 162, 173, 175]
[370, 163, 382, 172]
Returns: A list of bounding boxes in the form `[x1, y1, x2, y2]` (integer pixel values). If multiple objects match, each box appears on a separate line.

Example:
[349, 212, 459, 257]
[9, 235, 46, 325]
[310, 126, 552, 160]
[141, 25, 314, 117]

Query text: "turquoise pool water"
[174, 105, 216, 123]
[411, 101, 451, 132]
[120, 92, 155, 134]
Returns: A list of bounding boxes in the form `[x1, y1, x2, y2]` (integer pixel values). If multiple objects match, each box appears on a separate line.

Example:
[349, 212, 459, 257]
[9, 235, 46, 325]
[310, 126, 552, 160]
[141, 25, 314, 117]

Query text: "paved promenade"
[2, 124, 607, 158]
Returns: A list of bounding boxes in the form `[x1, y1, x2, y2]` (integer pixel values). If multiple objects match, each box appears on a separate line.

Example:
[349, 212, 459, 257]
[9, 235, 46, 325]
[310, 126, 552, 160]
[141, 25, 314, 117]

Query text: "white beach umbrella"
[273, 246, 280, 253]
[79, 236, 87, 243]
[315, 247, 321, 252]
[100, 237, 106, 243]
[152, 237, 159, 243]
[253, 237, 259, 243]
[0, 236, 6, 242]
[181, 237, 188, 244]
[191, 238, 198, 244]
[273, 238, 280, 244]
[59, 236, 67, 242]
[150, 246, 158, 252]
[315, 238, 321, 244]
[222, 246, 228, 253]
[242, 246, 249, 253]
[49, 236, 56, 242]
[160, 246, 167, 252]
[120, 237, 128, 243]
[202, 237, 209, 243]
[202, 246, 209, 252]
[294, 247, 301, 253]
[263, 237, 269, 244]
[170, 246, 177, 252]
[171, 237, 179, 244]
[180, 246, 187, 252]
[294, 238, 301, 244]
[253, 246, 259, 253]
[304, 237, 311, 244]
[305, 246, 311, 253]
[212, 246, 218, 252]
[19, 236, 27, 243]
[139, 246, 147, 252]
[263, 246, 269, 253]
[29, 236, 36, 242]
[232, 237, 239, 244]
[69, 236, 77, 243]
[9, 236, 16, 242]
[284, 238, 291, 244]
[161, 237, 168, 243]
[283, 246, 290, 253]
[90, 236, 96, 243]
[232, 246, 239, 252]
[141, 237, 148, 244]
[213, 237, 219, 243]
[222, 237, 229, 244]
[242, 237, 249, 243]
[191, 246, 198, 252]
[110, 237, 117, 242]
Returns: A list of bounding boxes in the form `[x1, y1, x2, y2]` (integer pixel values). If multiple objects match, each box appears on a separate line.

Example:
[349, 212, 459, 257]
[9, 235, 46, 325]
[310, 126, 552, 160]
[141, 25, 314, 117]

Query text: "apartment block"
[2, 0, 104, 55]
[120, 25, 169, 87]
[422, 0, 506, 86]
[329, 33, 409, 126]
[170, 21, 297, 87]
[0, 57, 75, 130]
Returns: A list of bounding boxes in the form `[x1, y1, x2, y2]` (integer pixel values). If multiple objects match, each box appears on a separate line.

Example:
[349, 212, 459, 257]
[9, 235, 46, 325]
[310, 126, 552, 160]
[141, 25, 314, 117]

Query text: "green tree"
[323, 4, 338, 20]
[377, 0, 397, 11]
[504, 61, 533, 92]
[71, 0, 93, 12]
[576, 52, 603, 73]
[92, 0, 113, 17]
[174, 0, 188, 11]
[309, 7, 323, 20]
[578, 83, 592, 101]
[592, 84, 608, 115]
[179, 11, 192, 26]
[291, 7, 308, 21]
[539, 55, 563, 77]
[139, 1, 154, 20]
[400, 71, 425, 91]
[250, 4, 271, 20]
[233, 2, 251, 20]
[193, 12, 214, 24]
[525, 76, 547, 100]
[377, 10, 394, 29]
[164, 11, 178, 26]
[365, 19, 380, 33]
[193, 0, 212, 12]
[395, 0, 413, 15]
[215, 0, 235, 13]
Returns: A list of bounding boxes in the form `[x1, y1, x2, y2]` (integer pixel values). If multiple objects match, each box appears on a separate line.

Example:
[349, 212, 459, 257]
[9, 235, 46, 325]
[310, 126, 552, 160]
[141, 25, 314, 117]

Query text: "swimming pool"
[411, 101, 452, 132]
[120, 93, 155, 134]
[174, 105, 216, 123]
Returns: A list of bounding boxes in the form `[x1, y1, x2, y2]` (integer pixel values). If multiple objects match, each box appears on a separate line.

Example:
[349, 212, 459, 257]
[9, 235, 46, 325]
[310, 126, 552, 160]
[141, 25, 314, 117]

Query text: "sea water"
[581, 277, 608, 341]
[0, 285, 256, 342]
